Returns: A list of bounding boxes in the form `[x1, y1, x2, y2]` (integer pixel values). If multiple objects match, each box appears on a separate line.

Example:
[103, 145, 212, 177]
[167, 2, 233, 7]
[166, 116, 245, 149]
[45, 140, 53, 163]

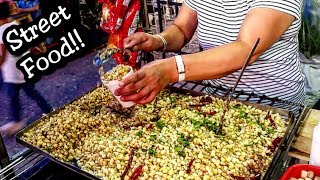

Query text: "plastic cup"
[102, 66, 135, 108]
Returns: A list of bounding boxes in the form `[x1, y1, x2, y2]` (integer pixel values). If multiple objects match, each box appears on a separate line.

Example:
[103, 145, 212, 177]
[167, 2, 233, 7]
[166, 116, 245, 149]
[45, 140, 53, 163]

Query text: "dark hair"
[0, 1, 10, 20]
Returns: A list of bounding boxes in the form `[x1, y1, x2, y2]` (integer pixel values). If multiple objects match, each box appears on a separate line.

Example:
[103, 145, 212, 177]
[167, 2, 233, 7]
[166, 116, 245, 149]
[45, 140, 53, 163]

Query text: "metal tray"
[16, 86, 297, 180]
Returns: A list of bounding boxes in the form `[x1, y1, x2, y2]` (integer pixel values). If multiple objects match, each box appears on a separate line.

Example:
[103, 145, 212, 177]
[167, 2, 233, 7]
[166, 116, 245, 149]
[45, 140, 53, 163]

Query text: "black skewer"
[216, 38, 260, 135]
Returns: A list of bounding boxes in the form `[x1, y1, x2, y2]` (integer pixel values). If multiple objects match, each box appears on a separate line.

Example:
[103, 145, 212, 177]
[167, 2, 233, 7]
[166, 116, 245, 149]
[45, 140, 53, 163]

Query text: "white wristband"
[174, 55, 185, 81]
[155, 34, 167, 52]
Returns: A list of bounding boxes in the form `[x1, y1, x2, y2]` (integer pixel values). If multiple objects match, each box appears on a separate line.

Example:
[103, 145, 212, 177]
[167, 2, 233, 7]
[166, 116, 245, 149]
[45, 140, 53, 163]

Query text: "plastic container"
[102, 66, 135, 108]
[310, 123, 320, 166]
[280, 164, 320, 180]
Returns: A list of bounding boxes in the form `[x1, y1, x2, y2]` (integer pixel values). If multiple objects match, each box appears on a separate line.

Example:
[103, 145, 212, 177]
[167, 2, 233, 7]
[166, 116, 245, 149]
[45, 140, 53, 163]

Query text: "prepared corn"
[101, 64, 131, 82]
[22, 87, 287, 180]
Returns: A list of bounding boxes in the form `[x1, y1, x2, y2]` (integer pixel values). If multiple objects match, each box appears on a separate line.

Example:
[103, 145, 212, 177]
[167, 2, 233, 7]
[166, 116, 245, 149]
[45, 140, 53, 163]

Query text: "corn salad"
[22, 87, 287, 180]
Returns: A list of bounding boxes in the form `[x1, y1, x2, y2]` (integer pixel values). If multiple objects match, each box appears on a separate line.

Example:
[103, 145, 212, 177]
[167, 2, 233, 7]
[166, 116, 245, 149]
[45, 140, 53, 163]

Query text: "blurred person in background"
[16, 0, 41, 20]
[0, 1, 51, 135]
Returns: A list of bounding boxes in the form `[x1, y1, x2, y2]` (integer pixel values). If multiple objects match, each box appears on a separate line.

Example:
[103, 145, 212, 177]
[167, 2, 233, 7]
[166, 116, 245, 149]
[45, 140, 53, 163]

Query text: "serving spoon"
[216, 38, 260, 135]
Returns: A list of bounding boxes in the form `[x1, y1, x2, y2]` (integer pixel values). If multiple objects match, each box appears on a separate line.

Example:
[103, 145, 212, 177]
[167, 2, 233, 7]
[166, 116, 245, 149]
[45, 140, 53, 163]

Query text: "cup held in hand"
[102, 66, 135, 108]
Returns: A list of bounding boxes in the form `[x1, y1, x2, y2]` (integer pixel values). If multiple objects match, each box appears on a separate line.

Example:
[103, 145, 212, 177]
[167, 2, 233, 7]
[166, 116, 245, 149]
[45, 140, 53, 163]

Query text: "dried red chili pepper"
[147, 124, 153, 130]
[130, 165, 143, 180]
[265, 111, 277, 129]
[202, 110, 217, 116]
[189, 103, 209, 107]
[229, 173, 261, 180]
[268, 137, 282, 153]
[200, 96, 213, 103]
[123, 122, 145, 130]
[186, 158, 195, 174]
[121, 149, 135, 180]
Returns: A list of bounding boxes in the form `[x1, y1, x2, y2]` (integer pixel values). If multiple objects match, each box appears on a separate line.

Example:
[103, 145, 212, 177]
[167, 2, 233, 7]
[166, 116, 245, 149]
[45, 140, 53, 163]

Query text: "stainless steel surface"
[217, 38, 260, 134]
[0, 149, 43, 180]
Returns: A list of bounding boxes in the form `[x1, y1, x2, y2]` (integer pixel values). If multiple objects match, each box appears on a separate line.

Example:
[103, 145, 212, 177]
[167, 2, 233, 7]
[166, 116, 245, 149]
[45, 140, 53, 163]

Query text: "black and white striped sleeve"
[251, 0, 302, 20]
[184, 0, 197, 11]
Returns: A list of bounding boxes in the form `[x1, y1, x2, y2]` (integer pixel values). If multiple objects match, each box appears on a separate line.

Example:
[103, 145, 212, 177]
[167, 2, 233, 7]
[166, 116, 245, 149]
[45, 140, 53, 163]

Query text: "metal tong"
[216, 38, 260, 135]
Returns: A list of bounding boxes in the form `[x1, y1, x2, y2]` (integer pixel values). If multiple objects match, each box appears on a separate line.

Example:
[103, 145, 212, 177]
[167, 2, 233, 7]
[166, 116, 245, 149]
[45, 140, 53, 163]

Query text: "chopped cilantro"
[177, 135, 190, 147]
[156, 121, 165, 130]
[244, 143, 253, 147]
[174, 146, 186, 157]
[239, 111, 248, 119]
[148, 148, 156, 156]
[203, 119, 217, 132]
[169, 96, 177, 102]
[136, 130, 143, 138]
[174, 146, 183, 152]
[267, 128, 276, 134]
[192, 118, 217, 132]
[149, 135, 156, 141]
[178, 151, 186, 157]
[193, 121, 202, 130]
[233, 104, 241, 109]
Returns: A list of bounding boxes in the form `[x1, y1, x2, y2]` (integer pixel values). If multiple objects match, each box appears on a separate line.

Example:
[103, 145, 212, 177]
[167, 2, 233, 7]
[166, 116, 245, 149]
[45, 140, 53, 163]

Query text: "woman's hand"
[123, 32, 164, 52]
[114, 59, 178, 104]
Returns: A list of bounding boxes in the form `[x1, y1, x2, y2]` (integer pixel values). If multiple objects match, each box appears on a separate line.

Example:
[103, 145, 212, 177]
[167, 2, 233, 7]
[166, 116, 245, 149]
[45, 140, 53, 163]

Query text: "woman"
[115, 0, 305, 105]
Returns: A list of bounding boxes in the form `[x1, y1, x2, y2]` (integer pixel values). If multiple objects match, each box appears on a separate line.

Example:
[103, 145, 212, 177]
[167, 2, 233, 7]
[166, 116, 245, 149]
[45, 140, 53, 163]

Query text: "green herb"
[174, 146, 186, 157]
[156, 121, 165, 130]
[244, 143, 253, 147]
[203, 119, 217, 132]
[148, 148, 156, 156]
[169, 96, 177, 102]
[136, 130, 143, 138]
[193, 121, 202, 130]
[174, 146, 183, 152]
[192, 118, 217, 132]
[233, 104, 241, 109]
[178, 151, 186, 157]
[149, 135, 156, 141]
[238, 111, 248, 119]
[267, 128, 276, 134]
[177, 135, 190, 147]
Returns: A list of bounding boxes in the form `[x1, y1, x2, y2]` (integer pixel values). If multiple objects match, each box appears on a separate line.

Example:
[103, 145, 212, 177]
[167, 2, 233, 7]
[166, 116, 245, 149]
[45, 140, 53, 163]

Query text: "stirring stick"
[216, 38, 260, 135]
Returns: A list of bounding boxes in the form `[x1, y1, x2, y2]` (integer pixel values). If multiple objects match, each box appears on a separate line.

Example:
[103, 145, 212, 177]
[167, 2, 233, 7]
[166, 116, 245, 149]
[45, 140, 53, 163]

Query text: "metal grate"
[171, 81, 306, 115]
[0, 150, 44, 180]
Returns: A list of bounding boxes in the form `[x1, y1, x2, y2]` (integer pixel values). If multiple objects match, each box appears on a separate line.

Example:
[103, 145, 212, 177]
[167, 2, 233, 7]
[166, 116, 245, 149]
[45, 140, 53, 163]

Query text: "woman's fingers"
[117, 77, 147, 96]
[136, 90, 159, 104]
[120, 85, 151, 102]
[123, 32, 147, 49]
[115, 71, 146, 96]
[120, 71, 146, 87]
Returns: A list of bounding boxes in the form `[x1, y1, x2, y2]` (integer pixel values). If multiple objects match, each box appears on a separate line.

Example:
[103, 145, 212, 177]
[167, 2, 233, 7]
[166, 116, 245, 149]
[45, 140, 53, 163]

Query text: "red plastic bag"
[111, 0, 140, 67]
[100, 2, 113, 32]
[100, 0, 141, 67]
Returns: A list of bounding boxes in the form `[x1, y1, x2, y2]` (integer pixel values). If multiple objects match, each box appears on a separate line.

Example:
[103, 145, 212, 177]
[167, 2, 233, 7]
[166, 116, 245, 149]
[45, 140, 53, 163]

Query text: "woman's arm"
[0, 44, 6, 66]
[159, 3, 198, 51]
[172, 8, 295, 81]
[123, 4, 197, 52]
[116, 8, 296, 104]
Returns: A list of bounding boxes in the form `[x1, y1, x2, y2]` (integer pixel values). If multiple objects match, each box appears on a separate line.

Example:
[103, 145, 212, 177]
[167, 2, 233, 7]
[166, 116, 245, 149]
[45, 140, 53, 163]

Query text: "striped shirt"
[184, 0, 306, 105]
